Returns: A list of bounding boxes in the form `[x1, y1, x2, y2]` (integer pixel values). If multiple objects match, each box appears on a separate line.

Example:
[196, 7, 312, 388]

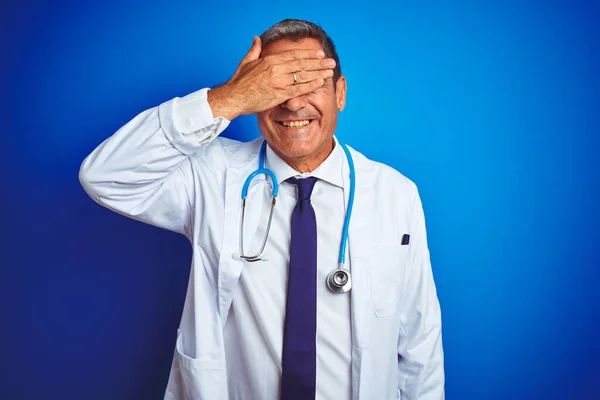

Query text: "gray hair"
[260, 19, 342, 88]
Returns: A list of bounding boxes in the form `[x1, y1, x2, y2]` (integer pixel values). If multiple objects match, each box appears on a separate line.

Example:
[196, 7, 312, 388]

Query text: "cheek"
[318, 109, 337, 131]
[256, 115, 273, 134]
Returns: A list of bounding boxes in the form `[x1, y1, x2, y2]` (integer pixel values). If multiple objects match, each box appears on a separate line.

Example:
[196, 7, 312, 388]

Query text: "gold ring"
[292, 72, 298, 84]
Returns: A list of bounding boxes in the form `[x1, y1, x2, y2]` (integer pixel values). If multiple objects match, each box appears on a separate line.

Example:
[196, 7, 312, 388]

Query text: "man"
[79, 19, 444, 400]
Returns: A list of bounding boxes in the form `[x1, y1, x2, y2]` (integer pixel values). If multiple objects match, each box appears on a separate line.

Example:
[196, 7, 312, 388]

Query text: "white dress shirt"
[176, 89, 352, 400]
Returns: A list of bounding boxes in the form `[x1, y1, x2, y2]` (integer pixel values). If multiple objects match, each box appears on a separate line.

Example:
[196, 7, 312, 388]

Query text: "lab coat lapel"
[342, 146, 375, 400]
[217, 140, 262, 326]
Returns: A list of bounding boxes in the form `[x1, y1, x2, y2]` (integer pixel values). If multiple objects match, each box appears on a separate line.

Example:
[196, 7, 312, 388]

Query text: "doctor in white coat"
[79, 19, 444, 400]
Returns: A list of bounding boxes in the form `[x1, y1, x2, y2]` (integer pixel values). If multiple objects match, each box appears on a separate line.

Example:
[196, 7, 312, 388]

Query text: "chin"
[272, 136, 314, 153]
[279, 145, 314, 159]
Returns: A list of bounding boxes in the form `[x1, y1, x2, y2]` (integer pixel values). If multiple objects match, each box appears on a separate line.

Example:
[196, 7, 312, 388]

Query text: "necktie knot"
[289, 177, 318, 200]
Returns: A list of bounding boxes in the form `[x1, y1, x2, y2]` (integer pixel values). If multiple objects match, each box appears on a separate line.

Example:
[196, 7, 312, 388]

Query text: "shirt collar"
[265, 137, 343, 189]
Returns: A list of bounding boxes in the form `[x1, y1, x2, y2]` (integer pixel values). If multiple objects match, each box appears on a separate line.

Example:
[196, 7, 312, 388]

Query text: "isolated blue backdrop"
[1, 0, 599, 399]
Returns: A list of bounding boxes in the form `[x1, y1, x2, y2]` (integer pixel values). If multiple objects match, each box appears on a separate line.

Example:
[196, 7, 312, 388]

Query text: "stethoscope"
[234, 140, 356, 294]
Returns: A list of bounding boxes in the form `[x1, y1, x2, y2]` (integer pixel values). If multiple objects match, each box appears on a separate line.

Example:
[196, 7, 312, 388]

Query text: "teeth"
[281, 120, 310, 127]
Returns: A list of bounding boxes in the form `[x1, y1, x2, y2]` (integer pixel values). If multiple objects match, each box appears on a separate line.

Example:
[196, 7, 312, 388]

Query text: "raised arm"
[79, 36, 336, 238]
[79, 88, 228, 238]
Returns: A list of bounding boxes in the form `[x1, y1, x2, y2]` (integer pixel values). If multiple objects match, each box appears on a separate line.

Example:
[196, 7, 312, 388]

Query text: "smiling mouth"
[277, 119, 315, 128]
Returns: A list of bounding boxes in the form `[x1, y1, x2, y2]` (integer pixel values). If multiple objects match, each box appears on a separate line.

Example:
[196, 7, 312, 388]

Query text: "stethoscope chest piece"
[326, 268, 352, 294]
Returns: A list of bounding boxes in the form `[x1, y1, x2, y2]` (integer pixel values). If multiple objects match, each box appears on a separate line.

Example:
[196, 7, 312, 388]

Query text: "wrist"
[207, 84, 244, 120]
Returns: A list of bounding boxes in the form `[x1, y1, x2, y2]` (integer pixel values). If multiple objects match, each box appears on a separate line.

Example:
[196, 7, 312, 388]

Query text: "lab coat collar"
[221, 136, 373, 174]
[264, 137, 344, 189]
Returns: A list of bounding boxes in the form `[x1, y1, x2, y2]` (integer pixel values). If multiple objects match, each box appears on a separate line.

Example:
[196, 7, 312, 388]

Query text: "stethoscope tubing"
[337, 142, 355, 265]
[238, 140, 355, 292]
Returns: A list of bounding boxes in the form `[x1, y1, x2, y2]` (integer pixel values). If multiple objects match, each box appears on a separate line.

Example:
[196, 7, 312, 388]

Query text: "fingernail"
[317, 50, 325, 58]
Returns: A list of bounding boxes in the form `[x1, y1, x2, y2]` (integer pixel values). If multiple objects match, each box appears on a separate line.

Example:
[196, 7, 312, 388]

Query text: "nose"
[280, 95, 309, 113]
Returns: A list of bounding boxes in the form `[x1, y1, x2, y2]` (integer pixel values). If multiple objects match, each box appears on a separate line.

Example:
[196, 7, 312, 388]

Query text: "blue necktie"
[281, 177, 318, 400]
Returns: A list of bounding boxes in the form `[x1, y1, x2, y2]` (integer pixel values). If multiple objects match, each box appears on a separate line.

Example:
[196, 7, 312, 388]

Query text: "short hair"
[260, 19, 342, 88]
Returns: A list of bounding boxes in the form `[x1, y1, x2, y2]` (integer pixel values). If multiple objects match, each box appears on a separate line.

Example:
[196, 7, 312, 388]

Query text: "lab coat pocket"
[174, 332, 226, 400]
[368, 245, 408, 318]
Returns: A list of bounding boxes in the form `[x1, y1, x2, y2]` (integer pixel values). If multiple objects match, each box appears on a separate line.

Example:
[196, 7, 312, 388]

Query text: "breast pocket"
[368, 245, 409, 318]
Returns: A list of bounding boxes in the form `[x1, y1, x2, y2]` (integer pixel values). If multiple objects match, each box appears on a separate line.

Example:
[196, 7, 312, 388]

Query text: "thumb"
[239, 36, 262, 65]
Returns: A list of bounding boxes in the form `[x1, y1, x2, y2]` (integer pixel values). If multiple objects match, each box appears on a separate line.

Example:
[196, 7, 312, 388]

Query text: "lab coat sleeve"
[397, 187, 445, 400]
[79, 88, 229, 239]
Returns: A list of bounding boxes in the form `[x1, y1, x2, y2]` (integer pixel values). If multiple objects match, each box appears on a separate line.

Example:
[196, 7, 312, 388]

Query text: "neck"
[275, 140, 335, 173]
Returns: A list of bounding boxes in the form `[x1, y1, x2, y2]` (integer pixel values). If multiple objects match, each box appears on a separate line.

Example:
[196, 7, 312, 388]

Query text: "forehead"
[261, 37, 324, 57]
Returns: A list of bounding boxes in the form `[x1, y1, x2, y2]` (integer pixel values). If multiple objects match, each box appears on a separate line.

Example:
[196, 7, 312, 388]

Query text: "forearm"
[207, 83, 245, 121]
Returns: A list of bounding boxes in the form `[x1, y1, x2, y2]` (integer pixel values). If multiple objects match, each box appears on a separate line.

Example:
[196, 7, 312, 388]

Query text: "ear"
[335, 75, 347, 111]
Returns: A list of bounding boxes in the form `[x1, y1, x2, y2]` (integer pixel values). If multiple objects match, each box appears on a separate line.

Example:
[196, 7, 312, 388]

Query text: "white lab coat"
[79, 95, 444, 400]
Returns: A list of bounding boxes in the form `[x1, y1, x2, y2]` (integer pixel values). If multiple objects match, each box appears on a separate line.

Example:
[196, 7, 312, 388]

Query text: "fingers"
[292, 69, 334, 85]
[266, 48, 336, 73]
[278, 57, 336, 74]
[227, 43, 334, 114]
[285, 78, 325, 98]
[239, 36, 262, 66]
[274, 48, 326, 62]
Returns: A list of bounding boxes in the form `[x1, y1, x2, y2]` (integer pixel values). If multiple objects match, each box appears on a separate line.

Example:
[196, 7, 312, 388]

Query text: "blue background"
[2, 0, 599, 399]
